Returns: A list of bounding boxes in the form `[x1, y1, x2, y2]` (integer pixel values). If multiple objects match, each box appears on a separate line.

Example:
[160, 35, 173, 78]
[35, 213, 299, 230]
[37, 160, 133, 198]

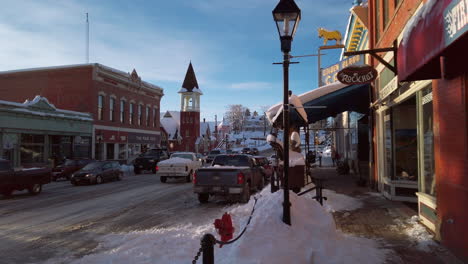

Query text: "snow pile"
[69, 188, 388, 264]
[289, 151, 305, 167]
[401, 0, 438, 46]
[404, 216, 437, 252]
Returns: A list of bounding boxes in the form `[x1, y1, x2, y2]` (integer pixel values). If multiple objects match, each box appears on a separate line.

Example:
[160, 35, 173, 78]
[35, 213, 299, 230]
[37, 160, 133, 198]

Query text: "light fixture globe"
[272, 0, 301, 53]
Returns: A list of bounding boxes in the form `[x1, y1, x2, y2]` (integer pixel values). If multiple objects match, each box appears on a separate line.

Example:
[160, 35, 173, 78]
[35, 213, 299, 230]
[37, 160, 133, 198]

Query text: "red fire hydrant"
[213, 213, 235, 248]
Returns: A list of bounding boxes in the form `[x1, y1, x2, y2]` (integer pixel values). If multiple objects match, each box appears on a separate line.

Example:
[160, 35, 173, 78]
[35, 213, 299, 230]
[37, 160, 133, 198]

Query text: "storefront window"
[419, 87, 435, 195]
[21, 134, 45, 164]
[74, 137, 91, 158]
[384, 110, 393, 179]
[107, 143, 115, 160]
[118, 144, 126, 160]
[393, 97, 418, 181]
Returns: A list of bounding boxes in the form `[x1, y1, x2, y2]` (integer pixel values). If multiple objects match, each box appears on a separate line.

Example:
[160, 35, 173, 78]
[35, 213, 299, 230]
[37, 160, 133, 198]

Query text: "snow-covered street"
[0, 174, 226, 264]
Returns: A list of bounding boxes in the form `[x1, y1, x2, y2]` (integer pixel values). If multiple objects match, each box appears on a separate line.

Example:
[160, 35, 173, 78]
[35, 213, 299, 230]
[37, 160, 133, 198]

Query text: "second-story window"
[146, 106, 150, 126]
[120, 100, 125, 123]
[129, 103, 134, 125]
[109, 98, 115, 122]
[98, 95, 104, 120]
[153, 108, 156, 127]
[138, 104, 142, 126]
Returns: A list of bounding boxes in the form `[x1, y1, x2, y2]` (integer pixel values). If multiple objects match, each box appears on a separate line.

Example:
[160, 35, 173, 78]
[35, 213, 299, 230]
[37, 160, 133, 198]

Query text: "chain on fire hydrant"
[213, 213, 235, 248]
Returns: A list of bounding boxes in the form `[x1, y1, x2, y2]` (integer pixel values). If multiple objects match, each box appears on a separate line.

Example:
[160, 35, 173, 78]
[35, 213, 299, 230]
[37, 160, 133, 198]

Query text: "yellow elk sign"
[318, 28, 342, 45]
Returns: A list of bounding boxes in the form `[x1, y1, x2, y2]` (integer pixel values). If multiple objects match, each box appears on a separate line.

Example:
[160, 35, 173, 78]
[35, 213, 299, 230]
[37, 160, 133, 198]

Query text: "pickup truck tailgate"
[196, 167, 245, 186]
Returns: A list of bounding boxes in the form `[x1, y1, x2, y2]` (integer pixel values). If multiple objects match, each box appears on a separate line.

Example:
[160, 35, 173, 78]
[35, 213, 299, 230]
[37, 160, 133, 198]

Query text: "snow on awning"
[267, 82, 369, 126]
[398, 0, 468, 82]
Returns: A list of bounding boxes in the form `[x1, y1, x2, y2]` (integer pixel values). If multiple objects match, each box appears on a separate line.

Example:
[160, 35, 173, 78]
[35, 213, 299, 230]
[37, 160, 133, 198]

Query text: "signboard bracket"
[343, 40, 398, 75]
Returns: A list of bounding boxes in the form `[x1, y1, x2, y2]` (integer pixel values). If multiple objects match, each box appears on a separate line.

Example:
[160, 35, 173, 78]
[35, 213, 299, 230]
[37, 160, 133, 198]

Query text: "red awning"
[398, 0, 468, 82]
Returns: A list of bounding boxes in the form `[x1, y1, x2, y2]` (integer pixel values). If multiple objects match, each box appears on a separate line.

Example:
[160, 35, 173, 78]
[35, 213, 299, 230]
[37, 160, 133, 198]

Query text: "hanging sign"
[337, 65, 377, 85]
[444, 0, 468, 46]
[321, 55, 364, 85]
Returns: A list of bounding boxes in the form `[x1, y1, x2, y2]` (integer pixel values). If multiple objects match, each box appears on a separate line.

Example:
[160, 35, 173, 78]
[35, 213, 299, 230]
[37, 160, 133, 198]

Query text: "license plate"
[213, 187, 221, 192]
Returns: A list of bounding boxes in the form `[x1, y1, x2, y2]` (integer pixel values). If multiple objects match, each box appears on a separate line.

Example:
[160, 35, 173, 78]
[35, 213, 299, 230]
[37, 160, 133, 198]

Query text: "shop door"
[106, 143, 115, 160]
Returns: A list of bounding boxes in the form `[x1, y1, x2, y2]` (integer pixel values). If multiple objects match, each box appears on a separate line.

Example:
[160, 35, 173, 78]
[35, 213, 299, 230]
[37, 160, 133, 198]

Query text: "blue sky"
[0, 0, 353, 121]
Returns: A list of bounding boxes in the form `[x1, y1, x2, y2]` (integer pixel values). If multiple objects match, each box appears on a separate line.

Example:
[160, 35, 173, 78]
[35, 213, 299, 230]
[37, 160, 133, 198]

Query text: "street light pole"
[273, 0, 301, 226]
[282, 52, 291, 225]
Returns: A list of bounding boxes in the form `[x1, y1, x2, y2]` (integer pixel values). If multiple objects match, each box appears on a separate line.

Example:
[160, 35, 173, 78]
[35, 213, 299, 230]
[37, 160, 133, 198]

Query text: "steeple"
[181, 62, 199, 92]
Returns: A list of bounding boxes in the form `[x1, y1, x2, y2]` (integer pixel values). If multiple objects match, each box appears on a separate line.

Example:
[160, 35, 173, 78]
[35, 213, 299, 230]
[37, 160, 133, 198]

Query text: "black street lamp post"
[272, 0, 301, 226]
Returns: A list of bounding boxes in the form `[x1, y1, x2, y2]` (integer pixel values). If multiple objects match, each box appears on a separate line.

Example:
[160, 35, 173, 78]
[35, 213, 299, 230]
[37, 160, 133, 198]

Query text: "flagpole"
[86, 13, 89, 63]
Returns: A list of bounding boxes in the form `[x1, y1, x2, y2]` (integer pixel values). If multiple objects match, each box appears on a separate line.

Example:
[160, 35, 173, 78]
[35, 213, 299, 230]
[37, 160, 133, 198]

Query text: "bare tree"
[225, 104, 247, 133]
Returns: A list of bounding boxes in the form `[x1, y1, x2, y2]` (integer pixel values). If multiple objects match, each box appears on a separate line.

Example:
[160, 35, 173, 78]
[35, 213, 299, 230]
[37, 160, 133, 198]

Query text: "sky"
[0, 0, 354, 121]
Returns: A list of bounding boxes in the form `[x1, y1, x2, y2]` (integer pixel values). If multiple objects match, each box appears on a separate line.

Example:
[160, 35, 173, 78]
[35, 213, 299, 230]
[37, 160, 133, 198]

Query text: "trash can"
[277, 165, 305, 193]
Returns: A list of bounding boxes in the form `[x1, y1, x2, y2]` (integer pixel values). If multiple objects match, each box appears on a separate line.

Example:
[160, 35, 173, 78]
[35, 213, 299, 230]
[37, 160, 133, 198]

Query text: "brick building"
[369, 0, 468, 261]
[0, 63, 164, 161]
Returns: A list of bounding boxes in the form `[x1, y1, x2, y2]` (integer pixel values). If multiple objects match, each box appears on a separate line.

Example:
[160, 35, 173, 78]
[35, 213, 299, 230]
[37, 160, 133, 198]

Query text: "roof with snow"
[160, 111, 181, 140]
[179, 62, 202, 94]
[0, 96, 93, 121]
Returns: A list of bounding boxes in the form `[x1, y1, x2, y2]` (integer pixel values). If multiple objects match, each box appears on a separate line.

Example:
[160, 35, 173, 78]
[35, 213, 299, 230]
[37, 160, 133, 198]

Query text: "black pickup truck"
[193, 154, 264, 203]
[133, 148, 169, 174]
[0, 159, 52, 198]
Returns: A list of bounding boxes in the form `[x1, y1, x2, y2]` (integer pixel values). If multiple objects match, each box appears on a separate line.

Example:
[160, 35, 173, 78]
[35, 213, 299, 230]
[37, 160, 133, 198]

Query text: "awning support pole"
[343, 40, 398, 75]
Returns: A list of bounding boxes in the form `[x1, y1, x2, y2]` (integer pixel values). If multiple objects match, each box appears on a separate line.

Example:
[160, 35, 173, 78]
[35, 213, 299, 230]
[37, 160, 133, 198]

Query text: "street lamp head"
[272, 0, 301, 53]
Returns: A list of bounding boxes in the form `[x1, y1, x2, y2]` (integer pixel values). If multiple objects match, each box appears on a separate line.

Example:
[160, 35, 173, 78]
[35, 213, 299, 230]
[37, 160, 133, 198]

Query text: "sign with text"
[444, 0, 468, 46]
[379, 76, 399, 100]
[321, 55, 364, 85]
[337, 65, 377, 85]
[128, 132, 160, 144]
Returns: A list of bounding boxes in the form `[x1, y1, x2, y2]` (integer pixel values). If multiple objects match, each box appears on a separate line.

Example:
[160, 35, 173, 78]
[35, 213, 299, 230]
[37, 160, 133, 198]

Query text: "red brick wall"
[180, 111, 200, 152]
[434, 74, 468, 262]
[0, 66, 161, 133]
[0, 67, 94, 113]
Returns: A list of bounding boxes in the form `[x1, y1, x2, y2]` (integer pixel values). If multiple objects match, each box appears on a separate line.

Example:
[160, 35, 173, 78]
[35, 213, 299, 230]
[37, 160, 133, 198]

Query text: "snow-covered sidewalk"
[62, 187, 389, 264]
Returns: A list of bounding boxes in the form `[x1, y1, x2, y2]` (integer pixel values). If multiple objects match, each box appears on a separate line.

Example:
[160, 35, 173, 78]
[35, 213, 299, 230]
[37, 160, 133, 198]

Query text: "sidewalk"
[310, 162, 462, 264]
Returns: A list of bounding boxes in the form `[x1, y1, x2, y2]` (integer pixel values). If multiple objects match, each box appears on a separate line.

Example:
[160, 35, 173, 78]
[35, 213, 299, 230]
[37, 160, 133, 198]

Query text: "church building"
[160, 62, 214, 153]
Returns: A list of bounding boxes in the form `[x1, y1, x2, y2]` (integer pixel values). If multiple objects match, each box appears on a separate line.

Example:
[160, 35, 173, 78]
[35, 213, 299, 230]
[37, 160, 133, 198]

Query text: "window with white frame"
[98, 95, 104, 120]
[120, 100, 125, 123]
[110, 97, 115, 122]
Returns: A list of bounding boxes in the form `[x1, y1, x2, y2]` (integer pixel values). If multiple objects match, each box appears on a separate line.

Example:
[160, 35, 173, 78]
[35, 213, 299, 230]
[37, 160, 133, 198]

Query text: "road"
[0, 174, 226, 264]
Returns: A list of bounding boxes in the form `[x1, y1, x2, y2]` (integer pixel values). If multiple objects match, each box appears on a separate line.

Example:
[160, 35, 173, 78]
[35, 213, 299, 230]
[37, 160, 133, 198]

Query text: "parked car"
[51, 158, 94, 181]
[196, 153, 205, 164]
[205, 149, 225, 164]
[70, 161, 122, 185]
[193, 154, 264, 203]
[253, 156, 273, 182]
[0, 159, 51, 197]
[133, 148, 169, 174]
[156, 152, 203, 183]
[252, 148, 259, 155]
[241, 147, 252, 154]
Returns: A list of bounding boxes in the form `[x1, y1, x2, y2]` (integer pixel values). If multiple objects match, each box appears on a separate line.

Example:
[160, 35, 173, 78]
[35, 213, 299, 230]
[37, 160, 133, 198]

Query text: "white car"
[156, 152, 202, 183]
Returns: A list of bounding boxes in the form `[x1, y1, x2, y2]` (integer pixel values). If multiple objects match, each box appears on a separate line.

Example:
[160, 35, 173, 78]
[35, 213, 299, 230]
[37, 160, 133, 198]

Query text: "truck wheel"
[240, 184, 250, 203]
[28, 184, 42, 195]
[198, 193, 209, 203]
[2, 189, 13, 198]
[186, 171, 193, 183]
[160, 176, 167, 183]
[117, 172, 123, 181]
